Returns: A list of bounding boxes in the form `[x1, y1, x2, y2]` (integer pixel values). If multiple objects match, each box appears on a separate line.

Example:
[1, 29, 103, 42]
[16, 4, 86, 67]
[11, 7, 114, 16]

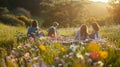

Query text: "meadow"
[0, 23, 120, 67]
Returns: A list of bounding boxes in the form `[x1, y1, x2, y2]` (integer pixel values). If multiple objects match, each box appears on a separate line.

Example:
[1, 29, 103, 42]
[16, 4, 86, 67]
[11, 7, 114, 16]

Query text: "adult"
[75, 24, 89, 41]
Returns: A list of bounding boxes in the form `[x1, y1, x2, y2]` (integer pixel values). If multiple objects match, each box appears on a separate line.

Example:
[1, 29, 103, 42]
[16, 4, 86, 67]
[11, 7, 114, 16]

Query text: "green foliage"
[0, 7, 9, 15]
[0, 14, 25, 26]
[17, 15, 32, 27]
[0, 48, 7, 58]
[42, 1, 86, 27]
[0, 23, 120, 66]
[0, 23, 26, 55]
[12, 7, 31, 18]
[0, 59, 6, 67]
[100, 25, 120, 46]
[32, 16, 44, 27]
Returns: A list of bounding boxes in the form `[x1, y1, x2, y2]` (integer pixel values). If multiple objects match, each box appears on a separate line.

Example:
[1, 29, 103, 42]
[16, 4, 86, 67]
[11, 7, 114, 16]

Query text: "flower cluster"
[0, 35, 119, 67]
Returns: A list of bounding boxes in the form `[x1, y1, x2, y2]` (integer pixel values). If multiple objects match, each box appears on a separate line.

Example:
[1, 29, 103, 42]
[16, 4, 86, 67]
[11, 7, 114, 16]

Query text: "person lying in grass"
[75, 24, 89, 41]
[89, 22, 100, 39]
[47, 22, 60, 40]
[27, 20, 44, 38]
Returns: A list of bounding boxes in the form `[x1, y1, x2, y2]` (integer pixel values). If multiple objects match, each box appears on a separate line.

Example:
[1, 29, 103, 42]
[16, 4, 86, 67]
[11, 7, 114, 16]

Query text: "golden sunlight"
[90, 0, 109, 3]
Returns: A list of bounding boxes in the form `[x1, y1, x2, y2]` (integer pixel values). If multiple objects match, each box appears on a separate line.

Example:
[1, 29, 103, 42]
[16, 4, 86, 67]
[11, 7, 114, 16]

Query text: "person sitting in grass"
[89, 22, 100, 39]
[75, 24, 89, 41]
[47, 22, 60, 39]
[27, 20, 44, 38]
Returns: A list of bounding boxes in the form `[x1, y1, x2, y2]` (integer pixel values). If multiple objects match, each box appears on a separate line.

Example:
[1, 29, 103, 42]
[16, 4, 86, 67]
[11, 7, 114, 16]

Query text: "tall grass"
[0, 23, 26, 40]
[1, 23, 120, 46]
[0, 23, 120, 66]
[0, 23, 26, 55]
[100, 25, 120, 46]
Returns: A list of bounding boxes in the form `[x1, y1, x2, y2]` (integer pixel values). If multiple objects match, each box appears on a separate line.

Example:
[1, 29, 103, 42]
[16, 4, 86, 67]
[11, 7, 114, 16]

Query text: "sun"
[90, 0, 109, 3]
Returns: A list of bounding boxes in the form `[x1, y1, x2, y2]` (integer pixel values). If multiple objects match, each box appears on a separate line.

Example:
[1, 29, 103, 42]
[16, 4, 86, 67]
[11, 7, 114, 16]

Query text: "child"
[75, 24, 89, 41]
[27, 20, 44, 38]
[47, 22, 59, 39]
[89, 22, 100, 39]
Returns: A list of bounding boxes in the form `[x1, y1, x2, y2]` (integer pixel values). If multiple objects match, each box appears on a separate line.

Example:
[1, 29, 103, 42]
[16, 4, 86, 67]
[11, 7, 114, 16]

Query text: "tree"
[42, 0, 87, 27]
[0, 7, 9, 15]
[109, 0, 120, 24]
[0, 0, 9, 7]
[0, 0, 88, 27]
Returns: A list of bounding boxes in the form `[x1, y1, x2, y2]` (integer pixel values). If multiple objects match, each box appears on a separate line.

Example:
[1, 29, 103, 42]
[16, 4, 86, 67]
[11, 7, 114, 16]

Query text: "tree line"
[0, 0, 120, 27]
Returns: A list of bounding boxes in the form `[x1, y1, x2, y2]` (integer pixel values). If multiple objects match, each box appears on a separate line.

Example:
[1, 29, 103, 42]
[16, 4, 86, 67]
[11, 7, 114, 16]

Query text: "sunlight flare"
[90, 0, 109, 3]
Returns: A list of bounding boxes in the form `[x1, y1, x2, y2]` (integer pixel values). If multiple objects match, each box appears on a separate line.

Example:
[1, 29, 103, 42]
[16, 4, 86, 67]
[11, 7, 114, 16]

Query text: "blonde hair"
[53, 22, 59, 27]
[92, 22, 99, 31]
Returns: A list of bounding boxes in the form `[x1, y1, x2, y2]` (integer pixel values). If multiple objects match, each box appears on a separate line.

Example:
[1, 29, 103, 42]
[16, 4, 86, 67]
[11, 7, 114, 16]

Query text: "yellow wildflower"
[100, 51, 108, 59]
[86, 41, 101, 52]
[39, 45, 46, 51]
[60, 47, 65, 52]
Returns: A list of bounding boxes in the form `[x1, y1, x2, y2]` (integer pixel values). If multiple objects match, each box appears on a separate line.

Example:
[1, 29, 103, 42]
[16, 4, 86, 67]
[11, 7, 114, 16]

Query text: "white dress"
[75, 30, 81, 40]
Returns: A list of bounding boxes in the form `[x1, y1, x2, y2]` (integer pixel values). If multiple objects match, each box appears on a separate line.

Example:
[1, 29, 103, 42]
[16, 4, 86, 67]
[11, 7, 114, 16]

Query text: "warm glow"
[90, 0, 109, 3]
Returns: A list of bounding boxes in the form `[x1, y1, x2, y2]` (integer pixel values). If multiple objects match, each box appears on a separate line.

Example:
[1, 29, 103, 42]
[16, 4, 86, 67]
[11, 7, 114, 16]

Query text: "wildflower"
[100, 51, 108, 59]
[31, 48, 35, 51]
[76, 53, 84, 60]
[65, 55, 69, 57]
[39, 37, 47, 40]
[39, 60, 47, 67]
[60, 47, 65, 52]
[90, 52, 100, 61]
[24, 43, 31, 47]
[63, 55, 66, 58]
[85, 52, 90, 56]
[70, 44, 79, 52]
[12, 58, 17, 62]
[24, 52, 30, 58]
[58, 63, 63, 67]
[55, 57, 60, 63]
[28, 59, 33, 62]
[69, 52, 74, 56]
[6, 56, 11, 60]
[86, 41, 101, 52]
[32, 64, 37, 67]
[97, 61, 104, 67]
[39, 45, 46, 51]
[87, 58, 92, 63]
[29, 37, 35, 41]
[17, 45, 22, 49]
[33, 56, 39, 61]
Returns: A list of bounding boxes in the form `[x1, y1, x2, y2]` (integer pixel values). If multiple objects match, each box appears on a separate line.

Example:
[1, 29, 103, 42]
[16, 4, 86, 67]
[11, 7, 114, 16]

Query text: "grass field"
[0, 23, 120, 67]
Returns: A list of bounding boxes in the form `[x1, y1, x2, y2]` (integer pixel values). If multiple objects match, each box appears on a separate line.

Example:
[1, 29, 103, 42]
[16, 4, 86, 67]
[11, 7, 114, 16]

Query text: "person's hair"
[48, 27, 56, 37]
[53, 22, 59, 27]
[92, 22, 99, 31]
[32, 20, 38, 27]
[80, 24, 88, 40]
